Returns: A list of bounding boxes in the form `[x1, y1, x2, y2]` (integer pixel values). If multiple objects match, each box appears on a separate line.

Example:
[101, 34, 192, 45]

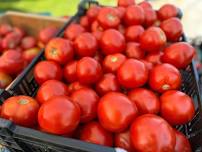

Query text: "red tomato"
[96, 73, 120, 96]
[97, 7, 120, 29]
[139, 59, 154, 71]
[34, 61, 62, 85]
[74, 32, 97, 57]
[98, 92, 138, 132]
[80, 121, 113, 146]
[161, 42, 195, 69]
[36, 80, 68, 104]
[64, 24, 85, 40]
[130, 114, 176, 152]
[117, 59, 148, 89]
[100, 29, 126, 55]
[117, 0, 135, 7]
[63, 60, 77, 83]
[38, 95, 80, 135]
[145, 51, 163, 65]
[87, 5, 101, 22]
[103, 53, 126, 73]
[22, 47, 41, 63]
[160, 17, 183, 42]
[80, 16, 90, 30]
[125, 25, 144, 42]
[70, 87, 99, 123]
[0, 24, 12, 36]
[21, 36, 36, 50]
[160, 90, 195, 125]
[45, 38, 74, 65]
[116, 7, 126, 19]
[0, 72, 12, 89]
[124, 5, 145, 26]
[158, 4, 179, 20]
[1, 96, 39, 127]
[38, 26, 58, 44]
[92, 31, 103, 41]
[128, 88, 160, 115]
[76, 57, 102, 85]
[91, 20, 104, 32]
[67, 81, 87, 95]
[126, 42, 145, 59]
[149, 63, 181, 93]
[140, 27, 167, 52]
[144, 8, 157, 27]
[138, 1, 152, 10]
[2, 32, 21, 49]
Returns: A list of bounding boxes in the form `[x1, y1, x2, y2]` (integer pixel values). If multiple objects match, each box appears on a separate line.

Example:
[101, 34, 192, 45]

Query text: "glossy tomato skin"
[64, 24, 85, 40]
[36, 80, 68, 104]
[139, 59, 154, 71]
[145, 51, 163, 65]
[34, 61, 62, 85]
[138, 1, 152, 10]
[92, 31, 103, 42]
[45, 38, 74, 65]
[0, 72, 12, 89]
[98, 92, 138, 132]
[91, 20, 104, 32]
[161, 42, 195, 69]
[130, 114, 176, 152]
[70, 88, 99, 123]
[74, 32, 97, 57]
[100, 29, 126, 55]
[76, 57, 102, 85]
[96, 73, 120, 96]
[80, 16, 90, 30]
[38, 26, 58, 44]
[149, 63, 181, 93]
[140, 27, 167, 52]
[117, 59, 148, 89]
[67, 81, 87, 95]
[116, 7, 126, 19]
[125, 25, 144, 42]
[38, 95, 80, 135]
[158, 4, 179, 21]
[160, 90, 195, 125]
[63, 60, 77, 83]
[144, 8, 157, 27]
[87, 5, 101, 22]
[80, 121, 113, 146]
[1, 96, 39, 127]
[126, 42, 145, 59]
[118, 0, 135, 7]
[128, 88, 160, 115]
[103, 53, 126, 73]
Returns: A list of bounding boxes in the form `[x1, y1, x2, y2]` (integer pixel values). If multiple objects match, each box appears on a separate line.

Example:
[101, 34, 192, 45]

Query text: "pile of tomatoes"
[0, 0, 196, 151]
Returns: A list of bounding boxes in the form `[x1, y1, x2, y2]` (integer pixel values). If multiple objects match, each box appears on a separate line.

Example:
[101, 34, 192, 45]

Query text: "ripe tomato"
[0, 72, 12, 89]
[2, 32, 21, 49]
[64, 24, 85, 40]
[117, 59, 148, 89]
[45, 38, 74, 65]
[128, 88, 160, 115]
[130, 114, 176, 152]
[117, 0, 135, 7]
[74, 32, 97, 57]
[160, 17, 183, 42]
[80, 16, 90, 30]
[38, 26, 58, 44]
[34, 61, 62, 85]
[80, 121, 113, 146]
[36, 80, 68, 104]
[0, 24, 12, 36]
[103, 53, 126, 73]
[149, 63, 181, 93]
[140, 27, 167, 52]
[67, 81, 87, 95]
[161, 42, 195, 69]
[76, 57, 102, 85]
[91, 20, 104, 32]
[97, 7, 120, 29]
[92, 31, 103, 41]
[96, 73, 120, 96]
[126, 42, 145, 59]
[145, 51, 163, 65]
[98, 92, 138, 132]
[63, 60, 77, 83]
[158, 4, 179, 20]
[116, 7, 126, 19]
[22, 47, 41, 64]
[87, 5, 101, 22]
[21, 36, 36, 50]
[160, 90, 195, 125]
[70, 87, 99, 123]
[124, 5, 145, 26]
[1, 96, 39, 127]
[38, 95, 80, 135]
[144, 8, 157, 27]
[139, 59, 154, 71]
[138, 1, 152, 10]
[125, 25, 144, 42]
[100, 29, 125, 55]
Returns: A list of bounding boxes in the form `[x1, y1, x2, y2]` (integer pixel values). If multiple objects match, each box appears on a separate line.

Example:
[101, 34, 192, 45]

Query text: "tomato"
[160, 17, 183, 42]
[22, 47, 41, 63]
[161, 42, 195, 69]
[80, 16, 90, 30]
[38, 26, 58, 44]
[130, 114, 176, 152]
[87, 5, 101, 22]
[2, 32, 21, 49]
[126, 42, 145, 59]
[116, 7, 126, 19]
[63, 60, 77, 83]
[145, 51, 163, 65]
[98, 92, 138, 132]
[117, 59, 148, 89]
[144, 8, 157, 27]
[74, 32, 97, 57]
[0, 24, 12, 36]
[140, 27, 167, 52]
[160, 90, 195, 125]
[100, 29, 125, 55]
[0, 72, 12, 89]
[139, 59, 154, 71]
[34, 61, 62, 85]
[80, 121, 113, 146]
[92, 31, 103, 41]
[103, 53, 126, 73]
[96, 73, 120, 96]
[45, 38, 74, 65]
[38, 95, 80, 135]
[70, 87, 99, 123]
[1, 96, 39, 127]
[13, 27, 25, 39]
[138, 1, 152, 10]
[124, 5, 145, 26]
[174, 130, 192, 152]
[76, 57, 102, 85]
[97, 7, 120, 29]
[64, 24, 85, 40]
[149, 63, 181, 93]
[67, 81, 87, 95]
[125, 25, 144, 42]
[21, 36, 36, 50]
[117, 0, 135, 7]
[36, 80, 68, 104]
[158, 4, 179, 20]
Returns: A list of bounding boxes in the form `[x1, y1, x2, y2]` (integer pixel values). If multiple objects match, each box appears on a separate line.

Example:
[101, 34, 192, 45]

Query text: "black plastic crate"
[0, 0, 202, 152]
